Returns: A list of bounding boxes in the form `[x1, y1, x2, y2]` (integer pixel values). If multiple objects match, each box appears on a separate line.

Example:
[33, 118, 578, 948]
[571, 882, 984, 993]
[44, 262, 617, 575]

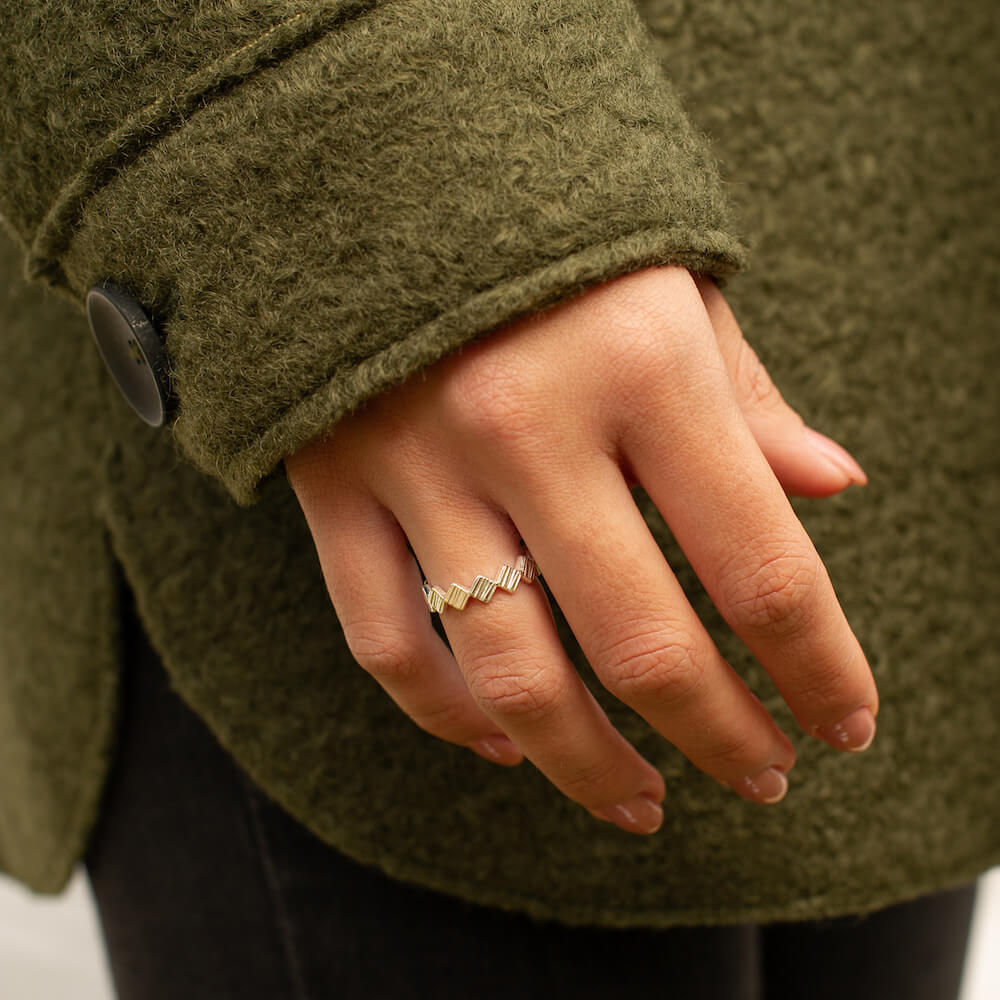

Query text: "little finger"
[291, 476, 524, 766]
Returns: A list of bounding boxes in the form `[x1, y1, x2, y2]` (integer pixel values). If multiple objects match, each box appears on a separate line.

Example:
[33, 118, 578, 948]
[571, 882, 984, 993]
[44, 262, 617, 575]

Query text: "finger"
[692, 272, 868, 498]
[619, 306, 879, 751]
[494, 450, 798, 805]
[288, 465, 524, 767]
[392, 490, 667, 835]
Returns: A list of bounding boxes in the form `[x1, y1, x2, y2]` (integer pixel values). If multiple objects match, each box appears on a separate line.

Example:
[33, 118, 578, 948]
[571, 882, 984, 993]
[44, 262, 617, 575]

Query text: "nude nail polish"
[591, 794, 664, 835]
[803, 427, 869, 486]
[733, 766, 789, 804]
[814, 707, 877, 752]
[471, 735, 523, 766]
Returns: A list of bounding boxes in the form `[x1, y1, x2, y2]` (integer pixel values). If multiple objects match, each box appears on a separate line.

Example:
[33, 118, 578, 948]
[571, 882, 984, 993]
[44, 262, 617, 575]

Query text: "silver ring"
[421, 548, 539, 614]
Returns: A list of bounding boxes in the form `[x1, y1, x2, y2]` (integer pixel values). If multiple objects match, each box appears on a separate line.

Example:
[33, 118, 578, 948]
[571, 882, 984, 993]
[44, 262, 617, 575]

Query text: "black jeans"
[85, 572, 979, 1000]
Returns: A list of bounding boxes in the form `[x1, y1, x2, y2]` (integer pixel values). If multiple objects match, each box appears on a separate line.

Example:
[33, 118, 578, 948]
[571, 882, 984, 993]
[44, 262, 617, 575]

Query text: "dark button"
[86, 281, 173, 427]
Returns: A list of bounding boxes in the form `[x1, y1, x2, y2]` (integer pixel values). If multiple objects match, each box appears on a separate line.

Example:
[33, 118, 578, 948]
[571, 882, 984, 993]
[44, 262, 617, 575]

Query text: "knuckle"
[698, 731, 762, 773]
[409, 697, 477, 740]
[794, 654, 857, 709]
[600, 625, 706, 706]
[342, 620, 422, 684]
[608, 316, 705, 401]
[464, 648, 565, 720]
[722, 546, 820, 638]
[439, 355, 539, 446]
[557, 756, 623, 802]
[608, 335, 728, 438]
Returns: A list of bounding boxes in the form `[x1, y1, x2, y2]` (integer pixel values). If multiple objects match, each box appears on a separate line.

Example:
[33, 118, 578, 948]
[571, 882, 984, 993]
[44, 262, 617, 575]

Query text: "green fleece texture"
[2, 0, 747, 504]
[0, 243, 120, 889]
[1, 0, 998, 928]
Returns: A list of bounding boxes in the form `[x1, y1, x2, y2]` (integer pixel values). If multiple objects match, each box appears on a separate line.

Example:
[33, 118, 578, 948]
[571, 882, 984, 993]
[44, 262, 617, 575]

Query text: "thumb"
[692, 273, 868, 498]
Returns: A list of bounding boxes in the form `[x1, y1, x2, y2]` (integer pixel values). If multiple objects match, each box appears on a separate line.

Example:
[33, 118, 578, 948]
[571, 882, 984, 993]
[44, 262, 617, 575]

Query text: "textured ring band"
[421, 548, 540, 614]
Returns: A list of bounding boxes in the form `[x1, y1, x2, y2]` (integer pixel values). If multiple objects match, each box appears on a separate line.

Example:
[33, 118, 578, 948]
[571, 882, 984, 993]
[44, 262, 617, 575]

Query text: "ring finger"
[391, 487, 668, 834]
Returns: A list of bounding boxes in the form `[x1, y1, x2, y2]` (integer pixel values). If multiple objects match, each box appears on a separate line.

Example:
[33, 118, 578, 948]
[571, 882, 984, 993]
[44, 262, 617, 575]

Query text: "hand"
[284, 265, 876, 835]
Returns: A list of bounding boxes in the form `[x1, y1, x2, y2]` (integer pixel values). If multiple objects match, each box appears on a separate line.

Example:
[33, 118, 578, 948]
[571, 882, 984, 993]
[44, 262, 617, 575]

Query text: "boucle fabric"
[3, 0, 747, 504]
[0, 245, 120, 890]
[0, 0, 998, 926]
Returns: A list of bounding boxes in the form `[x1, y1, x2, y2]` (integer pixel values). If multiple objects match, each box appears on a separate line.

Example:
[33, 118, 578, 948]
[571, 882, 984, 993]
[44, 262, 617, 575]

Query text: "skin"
[284, 265, 878, 835]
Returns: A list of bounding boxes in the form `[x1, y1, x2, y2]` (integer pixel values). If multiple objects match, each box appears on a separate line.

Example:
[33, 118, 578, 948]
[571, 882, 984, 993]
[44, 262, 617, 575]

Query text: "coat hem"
[0, 526, 122, 896]
[292, 831, 1000, 928]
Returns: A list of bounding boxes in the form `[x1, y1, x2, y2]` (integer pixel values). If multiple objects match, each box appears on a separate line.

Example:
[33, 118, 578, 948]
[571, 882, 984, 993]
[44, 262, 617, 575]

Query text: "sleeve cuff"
[54, 0, 750, 504]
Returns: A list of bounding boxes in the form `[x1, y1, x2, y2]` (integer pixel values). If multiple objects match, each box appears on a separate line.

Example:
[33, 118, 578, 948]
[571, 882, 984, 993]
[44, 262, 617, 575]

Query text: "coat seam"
[25, 0, 389, 293]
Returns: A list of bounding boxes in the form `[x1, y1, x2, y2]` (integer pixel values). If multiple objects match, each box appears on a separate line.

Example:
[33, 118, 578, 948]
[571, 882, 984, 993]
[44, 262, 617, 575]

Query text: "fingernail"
[803, 427, 868, 486]
[813, 707, 877, 752]
[732, 766, 788, 804]
[471, 735, 523, 766]
[591, 794, 664, 835]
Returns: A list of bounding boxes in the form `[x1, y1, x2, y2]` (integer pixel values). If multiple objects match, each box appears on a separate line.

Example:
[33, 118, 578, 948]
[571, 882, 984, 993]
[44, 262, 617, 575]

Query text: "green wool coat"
[1, 0, 997, 926]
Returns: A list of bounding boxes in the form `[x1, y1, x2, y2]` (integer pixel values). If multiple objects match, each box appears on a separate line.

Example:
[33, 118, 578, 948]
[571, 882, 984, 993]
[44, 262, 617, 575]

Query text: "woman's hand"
[284, 265, 876, 835]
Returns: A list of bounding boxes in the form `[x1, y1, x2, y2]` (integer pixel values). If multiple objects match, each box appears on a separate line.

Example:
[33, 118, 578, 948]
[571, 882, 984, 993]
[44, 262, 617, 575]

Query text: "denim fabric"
[84, 567, 977, 1000]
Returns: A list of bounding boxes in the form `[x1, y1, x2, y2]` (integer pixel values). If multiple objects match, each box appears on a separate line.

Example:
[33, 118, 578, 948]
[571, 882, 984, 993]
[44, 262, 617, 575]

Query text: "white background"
[0, 866, 997, 998]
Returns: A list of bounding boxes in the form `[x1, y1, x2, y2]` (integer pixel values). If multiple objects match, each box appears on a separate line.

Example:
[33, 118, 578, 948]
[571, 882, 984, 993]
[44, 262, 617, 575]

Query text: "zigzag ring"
[421, 547, 540, 614]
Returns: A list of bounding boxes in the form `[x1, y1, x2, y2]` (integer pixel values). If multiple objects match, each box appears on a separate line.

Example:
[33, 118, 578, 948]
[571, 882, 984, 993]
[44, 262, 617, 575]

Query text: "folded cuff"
[56, 0, 749, 504]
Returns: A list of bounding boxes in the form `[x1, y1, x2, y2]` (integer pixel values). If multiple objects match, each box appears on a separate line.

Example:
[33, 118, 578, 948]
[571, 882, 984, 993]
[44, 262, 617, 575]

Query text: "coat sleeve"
[0, 0, 749, 505]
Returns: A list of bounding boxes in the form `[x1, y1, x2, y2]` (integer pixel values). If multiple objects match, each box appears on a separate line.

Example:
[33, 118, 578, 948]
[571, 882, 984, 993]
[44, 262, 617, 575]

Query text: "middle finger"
[495, 448, 799, 802]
